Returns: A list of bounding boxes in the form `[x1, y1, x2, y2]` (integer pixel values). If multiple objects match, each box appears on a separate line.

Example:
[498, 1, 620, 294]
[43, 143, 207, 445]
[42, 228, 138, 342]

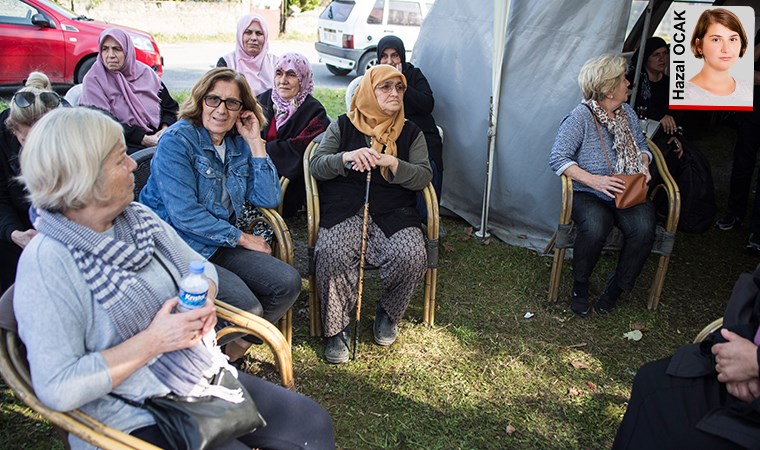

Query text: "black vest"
[318, 115, 421, 237]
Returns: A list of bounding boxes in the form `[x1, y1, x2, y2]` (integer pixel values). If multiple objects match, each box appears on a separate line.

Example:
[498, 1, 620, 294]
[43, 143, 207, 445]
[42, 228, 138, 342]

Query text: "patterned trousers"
[315, 212, 427, 337]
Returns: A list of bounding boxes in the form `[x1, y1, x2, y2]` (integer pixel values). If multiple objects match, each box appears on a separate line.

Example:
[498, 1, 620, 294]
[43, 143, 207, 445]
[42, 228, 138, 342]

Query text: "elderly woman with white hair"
[548, 54, 655, 317]
[13, 107, 334, 449]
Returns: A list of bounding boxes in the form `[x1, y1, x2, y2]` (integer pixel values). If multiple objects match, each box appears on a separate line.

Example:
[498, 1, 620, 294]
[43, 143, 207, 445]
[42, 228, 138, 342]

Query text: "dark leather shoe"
[373, 305, 398, 346]
[324, 328, 349, 364]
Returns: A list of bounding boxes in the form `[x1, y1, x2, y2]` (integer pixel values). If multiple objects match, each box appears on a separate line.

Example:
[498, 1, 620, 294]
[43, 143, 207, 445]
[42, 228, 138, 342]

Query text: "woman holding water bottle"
[12, 107, 335, 449]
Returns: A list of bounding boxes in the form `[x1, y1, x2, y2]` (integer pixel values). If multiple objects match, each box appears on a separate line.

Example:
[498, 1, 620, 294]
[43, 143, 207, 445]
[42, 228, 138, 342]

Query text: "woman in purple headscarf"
[80, 28, 178, 154]
[255, 53, 330, 217]
[217, 14, 277, 96]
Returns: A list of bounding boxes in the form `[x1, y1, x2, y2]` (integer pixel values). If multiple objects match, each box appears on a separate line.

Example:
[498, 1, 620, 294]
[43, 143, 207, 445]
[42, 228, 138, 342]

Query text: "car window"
[389, 0, 421, 27]
[367, 0, 384, 25]
[319, 0, 354, 22]
[0, 0, 40, 26]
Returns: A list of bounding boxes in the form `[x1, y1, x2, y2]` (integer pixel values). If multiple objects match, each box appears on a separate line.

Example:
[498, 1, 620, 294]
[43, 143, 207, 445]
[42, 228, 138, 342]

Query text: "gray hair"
[5, 72, 59, 133]
[577, 54, 628, 101]
[19, 107, 125, 212]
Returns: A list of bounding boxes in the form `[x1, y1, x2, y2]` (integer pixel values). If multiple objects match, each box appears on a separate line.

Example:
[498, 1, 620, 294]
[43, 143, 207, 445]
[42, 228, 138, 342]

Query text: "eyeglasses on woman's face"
[203, 94, 244, 111]
[12, 91, 61, 109]
[374, 81, 406, 94]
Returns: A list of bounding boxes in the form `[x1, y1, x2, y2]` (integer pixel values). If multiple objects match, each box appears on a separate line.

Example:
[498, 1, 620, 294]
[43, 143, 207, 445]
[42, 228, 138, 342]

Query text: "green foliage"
[288, 0, 324, 13]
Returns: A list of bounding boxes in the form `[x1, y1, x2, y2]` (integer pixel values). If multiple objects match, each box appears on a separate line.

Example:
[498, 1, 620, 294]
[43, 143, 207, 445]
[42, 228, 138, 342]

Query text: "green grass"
[1, 105, 754, 448]
[313, 87, 346, 118]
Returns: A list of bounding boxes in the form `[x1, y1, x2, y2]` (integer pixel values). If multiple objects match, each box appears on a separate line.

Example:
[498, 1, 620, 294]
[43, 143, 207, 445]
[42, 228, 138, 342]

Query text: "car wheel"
[75, 56, 97, 83]
[326, 64, 351, 76]
[356, 52, 377, 76]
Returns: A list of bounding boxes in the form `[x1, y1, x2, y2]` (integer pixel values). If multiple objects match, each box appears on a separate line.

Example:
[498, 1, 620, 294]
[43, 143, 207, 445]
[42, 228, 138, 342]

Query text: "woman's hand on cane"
[343, 147, 380, 172]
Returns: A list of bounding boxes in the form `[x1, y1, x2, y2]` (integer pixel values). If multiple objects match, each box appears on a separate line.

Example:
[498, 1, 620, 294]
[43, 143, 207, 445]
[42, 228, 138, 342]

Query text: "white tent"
[413, 0, 635, 250]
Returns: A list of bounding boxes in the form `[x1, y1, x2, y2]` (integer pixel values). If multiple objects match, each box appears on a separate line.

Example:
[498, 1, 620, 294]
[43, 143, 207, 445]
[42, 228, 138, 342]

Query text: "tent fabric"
[413, 0, 633, 250]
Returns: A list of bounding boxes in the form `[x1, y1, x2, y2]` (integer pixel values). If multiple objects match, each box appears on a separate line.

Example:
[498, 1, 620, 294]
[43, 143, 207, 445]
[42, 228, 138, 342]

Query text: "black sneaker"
[373, 305, 398, 346]
[594, 273, 620, 315]
[324, 328, 350, 364]
[594, 293, 616, 315]
[570, 291, 591, 317]
[748, 233, 760, 252]
[715, 214, 741, 231]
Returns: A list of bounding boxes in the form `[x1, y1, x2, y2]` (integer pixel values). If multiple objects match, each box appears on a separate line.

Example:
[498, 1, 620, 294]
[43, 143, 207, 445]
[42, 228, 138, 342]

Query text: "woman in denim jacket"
[141, 68, 300, 362]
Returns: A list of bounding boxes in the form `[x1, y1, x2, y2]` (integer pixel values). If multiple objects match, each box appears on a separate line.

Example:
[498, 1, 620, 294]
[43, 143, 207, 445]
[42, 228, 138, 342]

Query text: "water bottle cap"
[188, 260, 205, 274]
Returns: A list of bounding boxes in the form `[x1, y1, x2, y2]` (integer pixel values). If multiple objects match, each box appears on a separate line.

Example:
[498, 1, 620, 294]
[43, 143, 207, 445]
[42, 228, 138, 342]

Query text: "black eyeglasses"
[12, 91, 61, 109]
[203, 95, 243, 111]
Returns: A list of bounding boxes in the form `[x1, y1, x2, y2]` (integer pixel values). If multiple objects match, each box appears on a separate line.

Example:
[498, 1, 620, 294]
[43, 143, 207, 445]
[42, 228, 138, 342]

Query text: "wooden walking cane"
[352, 168, 372, 360]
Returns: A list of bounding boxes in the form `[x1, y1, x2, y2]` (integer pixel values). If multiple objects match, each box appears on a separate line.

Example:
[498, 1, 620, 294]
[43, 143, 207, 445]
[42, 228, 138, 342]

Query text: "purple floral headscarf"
[271, 52, 314, 129]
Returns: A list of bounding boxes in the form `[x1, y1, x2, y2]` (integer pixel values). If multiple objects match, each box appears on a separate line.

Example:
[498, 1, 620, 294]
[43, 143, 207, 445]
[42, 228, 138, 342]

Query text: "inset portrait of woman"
[683, 7, 754, 108]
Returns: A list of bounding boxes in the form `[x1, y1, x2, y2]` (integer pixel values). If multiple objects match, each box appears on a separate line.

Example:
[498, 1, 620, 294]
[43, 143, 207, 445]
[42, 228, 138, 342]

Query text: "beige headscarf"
[347, 65, 407, 180]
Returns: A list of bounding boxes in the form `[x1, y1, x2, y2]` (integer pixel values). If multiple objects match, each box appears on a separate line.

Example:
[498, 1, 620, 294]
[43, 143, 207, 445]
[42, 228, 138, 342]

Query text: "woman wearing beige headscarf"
[310, 65, 432, 364]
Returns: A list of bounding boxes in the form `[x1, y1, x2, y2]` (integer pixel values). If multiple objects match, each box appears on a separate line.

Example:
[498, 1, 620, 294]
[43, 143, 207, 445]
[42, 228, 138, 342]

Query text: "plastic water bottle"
[177, 260, 209, 313]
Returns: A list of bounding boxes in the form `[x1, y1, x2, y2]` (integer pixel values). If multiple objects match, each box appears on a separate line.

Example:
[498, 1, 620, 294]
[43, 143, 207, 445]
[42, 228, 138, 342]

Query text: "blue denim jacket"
[140, 119, 281, 259]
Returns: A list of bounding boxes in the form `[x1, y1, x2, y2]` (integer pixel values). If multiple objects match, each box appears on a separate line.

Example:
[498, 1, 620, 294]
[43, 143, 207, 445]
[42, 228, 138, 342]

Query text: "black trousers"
[131, 372, 335, 450]
[613, 357, 741, 449]
[727, 109, 760, 225]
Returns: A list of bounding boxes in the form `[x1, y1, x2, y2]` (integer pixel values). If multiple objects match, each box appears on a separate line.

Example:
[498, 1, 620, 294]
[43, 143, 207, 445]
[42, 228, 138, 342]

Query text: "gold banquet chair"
[544, 139, 681, 310]
[303, 136, 440, 337]
[130, 149, 296, 346]
[0, 286, 294, 449]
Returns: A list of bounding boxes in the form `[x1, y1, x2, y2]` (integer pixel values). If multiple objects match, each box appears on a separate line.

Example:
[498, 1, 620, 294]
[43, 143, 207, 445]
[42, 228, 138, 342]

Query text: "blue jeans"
[211, 247, 301, 324]
[571, 192, 655, 292]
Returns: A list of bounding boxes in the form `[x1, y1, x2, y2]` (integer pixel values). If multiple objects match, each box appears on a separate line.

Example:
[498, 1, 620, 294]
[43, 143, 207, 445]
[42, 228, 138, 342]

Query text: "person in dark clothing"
[376, 35, 443, 205]
[626, 37, 683, 139]
[79, 28, 178, 154]
[0, 72, 66, 292]
[613, 265, 760, 450]
[715, 31, 760, 250]
[256, 53, 331, 217]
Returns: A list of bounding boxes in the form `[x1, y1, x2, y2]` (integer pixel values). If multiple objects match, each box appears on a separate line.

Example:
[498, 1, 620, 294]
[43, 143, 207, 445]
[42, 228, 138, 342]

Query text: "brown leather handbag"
[591, 113, 648, 209]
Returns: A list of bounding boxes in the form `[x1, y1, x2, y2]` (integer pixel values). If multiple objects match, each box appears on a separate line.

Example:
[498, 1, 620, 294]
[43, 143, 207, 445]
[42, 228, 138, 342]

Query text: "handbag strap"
[109, 392, 146, 409]
[584, 103, 614, 176]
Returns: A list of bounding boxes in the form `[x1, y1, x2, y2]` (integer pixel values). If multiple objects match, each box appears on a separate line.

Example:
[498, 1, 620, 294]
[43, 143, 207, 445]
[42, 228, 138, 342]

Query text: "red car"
[0, 0, 162, 86]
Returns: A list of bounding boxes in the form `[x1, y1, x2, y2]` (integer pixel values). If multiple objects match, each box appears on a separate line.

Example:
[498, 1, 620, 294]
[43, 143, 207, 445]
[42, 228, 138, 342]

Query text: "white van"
[314, 0, 434, 76]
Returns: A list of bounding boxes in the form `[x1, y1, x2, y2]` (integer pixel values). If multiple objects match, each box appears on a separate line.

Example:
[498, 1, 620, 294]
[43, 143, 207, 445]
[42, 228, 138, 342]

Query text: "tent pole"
[477, 0, 511, 240]
[630, 0, 654, 110]
[476, 96, 495, 239]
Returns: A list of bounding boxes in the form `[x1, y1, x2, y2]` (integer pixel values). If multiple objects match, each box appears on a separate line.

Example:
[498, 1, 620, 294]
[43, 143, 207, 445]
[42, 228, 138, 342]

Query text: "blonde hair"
[5, 72, 59, 133]
[25, 71, 53, 90]
[577, 54, 628, 101]
[19, 107, 124, 212]
[179, 67, 266, 130]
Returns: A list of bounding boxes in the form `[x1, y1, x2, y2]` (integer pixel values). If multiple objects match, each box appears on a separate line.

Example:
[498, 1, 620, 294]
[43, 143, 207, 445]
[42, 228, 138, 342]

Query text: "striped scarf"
[34, 203, 217, 396]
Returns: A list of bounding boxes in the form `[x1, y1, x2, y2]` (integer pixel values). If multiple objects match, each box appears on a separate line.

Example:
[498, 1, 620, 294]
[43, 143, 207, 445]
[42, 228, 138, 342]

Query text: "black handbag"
[112, 368, 266, 450]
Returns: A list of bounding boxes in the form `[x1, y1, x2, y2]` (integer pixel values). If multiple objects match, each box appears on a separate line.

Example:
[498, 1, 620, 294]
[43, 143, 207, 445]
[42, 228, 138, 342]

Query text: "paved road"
[160, 40, 356, 93]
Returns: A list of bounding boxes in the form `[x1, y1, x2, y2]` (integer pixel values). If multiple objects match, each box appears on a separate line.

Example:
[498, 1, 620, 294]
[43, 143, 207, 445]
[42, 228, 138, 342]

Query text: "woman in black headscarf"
[376, 36, 443, 204]
[626, 37, 681, 138]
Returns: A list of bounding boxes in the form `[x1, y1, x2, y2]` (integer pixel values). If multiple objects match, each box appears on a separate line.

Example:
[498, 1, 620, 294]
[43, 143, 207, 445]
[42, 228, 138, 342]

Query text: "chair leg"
[423, 267, 437, 326]
[278, 309, 292, 345]
[549, 248, 566, 302]
[308, 274, 322, 337]
[647, 255, 670, 310]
